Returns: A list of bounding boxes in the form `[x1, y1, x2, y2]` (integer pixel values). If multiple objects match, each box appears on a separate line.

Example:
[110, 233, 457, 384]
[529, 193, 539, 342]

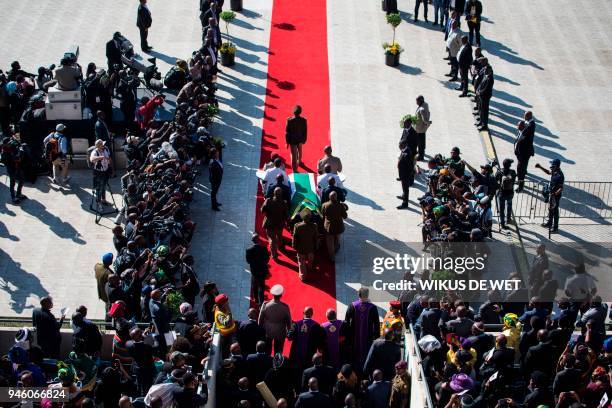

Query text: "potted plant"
[399, 114, 418, 128]
[383, 13, 403, 67]
[230, 0, 243, 12]
[220, 11, 237, 66]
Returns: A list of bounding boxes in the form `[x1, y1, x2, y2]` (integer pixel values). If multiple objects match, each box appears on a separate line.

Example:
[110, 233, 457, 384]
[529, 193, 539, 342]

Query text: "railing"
[511, 180, 612, 221]
[204, 324, 221, 408]
[407, 324, 435, 408]
[494, 180, 612, 238]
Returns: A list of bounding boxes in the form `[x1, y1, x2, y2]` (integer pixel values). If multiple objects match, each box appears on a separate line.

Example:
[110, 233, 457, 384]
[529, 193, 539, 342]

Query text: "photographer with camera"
[90, 139, 113, 205]
[116, 68, 140, 128]
[106, 32, 125, 73]
[36, 64, 56, 91]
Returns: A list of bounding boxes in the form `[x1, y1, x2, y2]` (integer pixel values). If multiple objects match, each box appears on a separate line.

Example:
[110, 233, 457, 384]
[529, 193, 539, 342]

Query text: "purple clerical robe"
[322, 319, 343, 369]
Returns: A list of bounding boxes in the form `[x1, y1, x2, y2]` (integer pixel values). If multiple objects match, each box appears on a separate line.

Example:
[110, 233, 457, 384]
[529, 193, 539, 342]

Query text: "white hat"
[270, 284, 284, 296]
[95, 139, 106, 146]
[197, 126, 209, 135]
[56, 123, 66, 132]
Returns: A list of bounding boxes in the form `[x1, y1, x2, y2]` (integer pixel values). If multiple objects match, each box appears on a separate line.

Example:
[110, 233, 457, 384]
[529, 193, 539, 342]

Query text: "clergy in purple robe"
[321, 308, 346, 370]
[288, 306, 326, 370]
[344, 287, 380, 373]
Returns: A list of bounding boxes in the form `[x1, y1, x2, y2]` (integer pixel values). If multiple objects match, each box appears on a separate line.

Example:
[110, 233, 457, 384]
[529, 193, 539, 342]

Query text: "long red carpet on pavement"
[254, 0, 335, 330]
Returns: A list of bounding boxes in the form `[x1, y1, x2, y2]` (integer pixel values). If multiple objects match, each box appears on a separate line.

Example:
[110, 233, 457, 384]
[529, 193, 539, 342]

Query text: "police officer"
[495, 158, 517, 229]
[535, 158, 564, 232]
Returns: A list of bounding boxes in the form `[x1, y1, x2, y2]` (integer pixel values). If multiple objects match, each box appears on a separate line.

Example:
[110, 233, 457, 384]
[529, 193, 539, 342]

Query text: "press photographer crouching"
[90, 139, 113, 205]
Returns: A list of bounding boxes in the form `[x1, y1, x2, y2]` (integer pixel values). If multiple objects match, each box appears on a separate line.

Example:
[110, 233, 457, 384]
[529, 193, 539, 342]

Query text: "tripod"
[89, 173, 119, 224]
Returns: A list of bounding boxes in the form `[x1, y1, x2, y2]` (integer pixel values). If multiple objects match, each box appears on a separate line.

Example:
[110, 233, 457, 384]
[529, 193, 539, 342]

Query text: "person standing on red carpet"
[288, 306, 326, 373]
[261, 188, 289, 260]
[321, 191, 348, 262]
[344, 287, 381, 375]
[321, 308, 347, 370]
[259, 284, 292, 354]
[285, 105, 308, 172]
[292, 209, 319, 281]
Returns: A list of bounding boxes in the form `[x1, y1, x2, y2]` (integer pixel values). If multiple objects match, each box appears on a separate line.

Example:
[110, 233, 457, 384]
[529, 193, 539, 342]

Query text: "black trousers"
[400, 178, 411, 205]
[7, 167, 24, 199]
[414, 0, 428, 20]
[450, 56, 458, 78]
[479, 96, 490, 127]
[547, 197, 560, 229]
[252, 277, 265, 305]
[459, 67, 469, 95]
[468, 21, 481, 46]
[139, 26, 149, 49]
[516, 157, 529, 190]
[210, 181, 221, 208]
[417, 133, 426, 159]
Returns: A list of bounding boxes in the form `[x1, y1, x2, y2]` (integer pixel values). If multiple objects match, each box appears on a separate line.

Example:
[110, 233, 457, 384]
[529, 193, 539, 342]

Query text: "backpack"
[43, 134, 61, 162]
[500, 170, 515, 192]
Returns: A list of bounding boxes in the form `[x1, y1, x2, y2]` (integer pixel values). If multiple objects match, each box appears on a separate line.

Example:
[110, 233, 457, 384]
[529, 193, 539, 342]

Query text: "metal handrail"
[408, 323, 435, 408]
[203, 323, 221, 408]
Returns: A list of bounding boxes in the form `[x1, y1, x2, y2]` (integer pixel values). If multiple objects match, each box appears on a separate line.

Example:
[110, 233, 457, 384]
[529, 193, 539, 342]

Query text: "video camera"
[115, 33, 160, 87]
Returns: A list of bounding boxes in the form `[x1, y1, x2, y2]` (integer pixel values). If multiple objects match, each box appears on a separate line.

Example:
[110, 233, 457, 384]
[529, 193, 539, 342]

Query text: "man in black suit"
[295, 377, 333, 408]
[228, 343, 248, 381]
[237, 308, 267, 356]
[200, 1, 220, 27]
[71, 311, 103, 356]
[523, 329, 555, 379]
[366, 369, 391, 408]
[246, 340, 273, 386]
[208, 147, 223, 211]
[399, 117, 418, 155]
[456, 36, 473, 97]
[486, 334, 515, 382]
[475, 63, 494, 131]
[396, 141, 415, 209]
[514, 111, 536, 192]
[363, 329, 402, 381]
[418, 298, 443, 340]
[245, 234, 270, 305]
[136, 0, 153, 52]
[301, 353, 336, 396]
[32, 296, 64, 358]
[106, 32, 124, 73]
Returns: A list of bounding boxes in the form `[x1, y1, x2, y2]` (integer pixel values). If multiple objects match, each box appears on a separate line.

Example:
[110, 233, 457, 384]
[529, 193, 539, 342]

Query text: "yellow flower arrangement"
[382, 42, 404, 55]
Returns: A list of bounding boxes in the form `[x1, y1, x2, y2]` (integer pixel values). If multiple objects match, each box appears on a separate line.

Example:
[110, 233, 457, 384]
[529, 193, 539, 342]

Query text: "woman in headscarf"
[502, 313, 521, 350]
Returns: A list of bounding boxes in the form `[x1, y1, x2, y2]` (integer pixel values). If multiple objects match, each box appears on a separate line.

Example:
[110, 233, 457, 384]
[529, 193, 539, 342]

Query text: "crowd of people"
[403, 255, 609, 408]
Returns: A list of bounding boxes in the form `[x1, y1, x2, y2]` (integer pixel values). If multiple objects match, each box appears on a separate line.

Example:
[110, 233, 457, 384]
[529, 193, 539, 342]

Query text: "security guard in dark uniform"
[535, 158, 564, 232]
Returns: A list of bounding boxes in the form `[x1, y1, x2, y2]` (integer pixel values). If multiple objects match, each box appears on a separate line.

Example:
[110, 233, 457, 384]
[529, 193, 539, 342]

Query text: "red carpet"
[254, 0, 335, 329]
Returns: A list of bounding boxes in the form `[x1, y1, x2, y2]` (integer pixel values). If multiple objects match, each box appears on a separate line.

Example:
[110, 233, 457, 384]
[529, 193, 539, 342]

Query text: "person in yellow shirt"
[214, 293, 237, 336]
[502, 313, 522, 350]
